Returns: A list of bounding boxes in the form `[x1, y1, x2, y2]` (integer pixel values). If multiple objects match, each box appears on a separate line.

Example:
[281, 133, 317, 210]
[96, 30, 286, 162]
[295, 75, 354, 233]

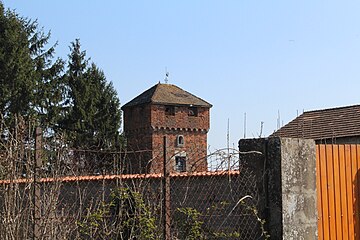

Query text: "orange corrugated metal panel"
[319, 145, 330, 239]
[326, 145, 337, 239]
[356, 145, 360, 240]
[316, 145, 324, 240]
[339, 145, 349, 240]
[351, 145, 359, 240]
[345, 145, 355, 240]
[333, 145, 343, 240]
[316, 144, 360, 239]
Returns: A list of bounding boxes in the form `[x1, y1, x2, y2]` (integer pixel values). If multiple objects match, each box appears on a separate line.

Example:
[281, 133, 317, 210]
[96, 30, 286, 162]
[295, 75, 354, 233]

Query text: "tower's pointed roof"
[122, 83, 212, 109]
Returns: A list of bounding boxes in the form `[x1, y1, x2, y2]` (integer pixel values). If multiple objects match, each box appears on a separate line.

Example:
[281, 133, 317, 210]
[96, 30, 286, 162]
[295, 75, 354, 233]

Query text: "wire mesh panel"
[53, 176, 164, 239]
[0, 125, 267, 239]
[0, 169, 265, 239]
[170, 169, 262, 239]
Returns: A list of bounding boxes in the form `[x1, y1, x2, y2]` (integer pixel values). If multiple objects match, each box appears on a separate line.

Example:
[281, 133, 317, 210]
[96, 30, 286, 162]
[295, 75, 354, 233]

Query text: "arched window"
[175, 156, 186, 172]
[177, 135, 184, 147]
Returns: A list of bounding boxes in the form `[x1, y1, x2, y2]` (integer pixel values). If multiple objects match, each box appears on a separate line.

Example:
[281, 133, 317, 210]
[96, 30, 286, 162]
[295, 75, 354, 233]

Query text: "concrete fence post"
[239, 137, 317, 239]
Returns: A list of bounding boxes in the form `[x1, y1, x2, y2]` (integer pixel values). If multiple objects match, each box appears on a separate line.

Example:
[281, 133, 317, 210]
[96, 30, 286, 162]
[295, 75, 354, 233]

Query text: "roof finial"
[164, 67, 169, 84]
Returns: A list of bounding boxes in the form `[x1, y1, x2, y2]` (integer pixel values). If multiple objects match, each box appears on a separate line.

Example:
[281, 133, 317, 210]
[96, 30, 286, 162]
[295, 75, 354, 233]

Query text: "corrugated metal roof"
[122, 83, 212, 108]
[271, 104, 360, 140]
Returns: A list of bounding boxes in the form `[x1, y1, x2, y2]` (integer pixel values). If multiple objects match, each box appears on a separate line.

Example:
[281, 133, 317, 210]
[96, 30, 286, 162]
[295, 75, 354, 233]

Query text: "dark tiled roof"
[271, 105, 360, 140]
[122, 83, 212, 109]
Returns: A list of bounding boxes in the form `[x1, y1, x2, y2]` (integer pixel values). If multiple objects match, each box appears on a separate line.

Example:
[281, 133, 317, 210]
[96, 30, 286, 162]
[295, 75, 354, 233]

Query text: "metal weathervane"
[164, 68, 169, 84]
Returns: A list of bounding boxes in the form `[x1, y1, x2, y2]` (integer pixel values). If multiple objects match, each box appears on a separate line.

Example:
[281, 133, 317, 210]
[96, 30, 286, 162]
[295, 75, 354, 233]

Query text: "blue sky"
[3, 1, 360, 150]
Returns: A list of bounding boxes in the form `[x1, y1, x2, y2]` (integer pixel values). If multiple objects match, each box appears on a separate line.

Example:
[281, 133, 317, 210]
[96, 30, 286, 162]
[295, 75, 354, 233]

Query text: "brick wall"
[123, 103, 210, 174]
[150, 131, 208, 173]
[123, 104, 152, 132]
[151, 105, 210, 130]
[0, 171, 260, 239]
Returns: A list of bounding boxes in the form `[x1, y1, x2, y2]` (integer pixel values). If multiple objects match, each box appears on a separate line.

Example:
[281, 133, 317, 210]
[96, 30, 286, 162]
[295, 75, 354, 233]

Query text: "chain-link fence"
[170, 170, 262, 239]
[0, 124, 268, 239]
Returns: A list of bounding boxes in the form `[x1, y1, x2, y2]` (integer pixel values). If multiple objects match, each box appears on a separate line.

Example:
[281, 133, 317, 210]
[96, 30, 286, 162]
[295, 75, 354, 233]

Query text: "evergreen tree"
[62, 39, 89, 144]
[0, 4, 34, 123]
[0, 2, 65, 130]
[0, 3, 122, 164]
[63, 39, 121, 150]
[90, 64, 121, 149]
[30, 26, 66, 130]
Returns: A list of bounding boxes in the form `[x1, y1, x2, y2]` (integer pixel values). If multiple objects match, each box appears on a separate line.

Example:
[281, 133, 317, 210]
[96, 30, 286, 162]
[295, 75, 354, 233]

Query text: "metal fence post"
[163, 136, 171, 239]
[33, 127, 42, 239]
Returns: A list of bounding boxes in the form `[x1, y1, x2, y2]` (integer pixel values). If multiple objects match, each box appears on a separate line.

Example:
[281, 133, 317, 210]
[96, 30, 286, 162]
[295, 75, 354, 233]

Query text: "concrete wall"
[239, 137, 317, 240]
[280, 138, 317, 239]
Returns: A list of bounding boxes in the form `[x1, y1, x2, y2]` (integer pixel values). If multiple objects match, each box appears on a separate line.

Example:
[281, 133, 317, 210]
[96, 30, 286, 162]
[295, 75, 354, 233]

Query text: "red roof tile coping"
[0, 170, 241, 185]
[170, 170, 240, 178]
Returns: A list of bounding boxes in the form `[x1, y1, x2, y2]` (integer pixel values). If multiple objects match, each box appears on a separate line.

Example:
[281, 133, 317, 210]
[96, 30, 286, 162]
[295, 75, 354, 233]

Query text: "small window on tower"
[165, 105, 175, 116]
[175, 156, 186, 172]
[188, 107, 198, 117]
[177, 135, 184, 147]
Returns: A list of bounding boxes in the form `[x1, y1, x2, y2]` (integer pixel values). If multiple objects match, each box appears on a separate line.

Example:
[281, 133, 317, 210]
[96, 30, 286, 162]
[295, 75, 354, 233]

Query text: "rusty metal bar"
[33, 127, 42, 239]
[163, 136, 171, 240]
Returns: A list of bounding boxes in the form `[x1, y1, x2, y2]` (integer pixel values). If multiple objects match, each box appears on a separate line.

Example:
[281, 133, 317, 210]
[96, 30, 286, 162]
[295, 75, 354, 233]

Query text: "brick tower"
[121, 83, 212, 174]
